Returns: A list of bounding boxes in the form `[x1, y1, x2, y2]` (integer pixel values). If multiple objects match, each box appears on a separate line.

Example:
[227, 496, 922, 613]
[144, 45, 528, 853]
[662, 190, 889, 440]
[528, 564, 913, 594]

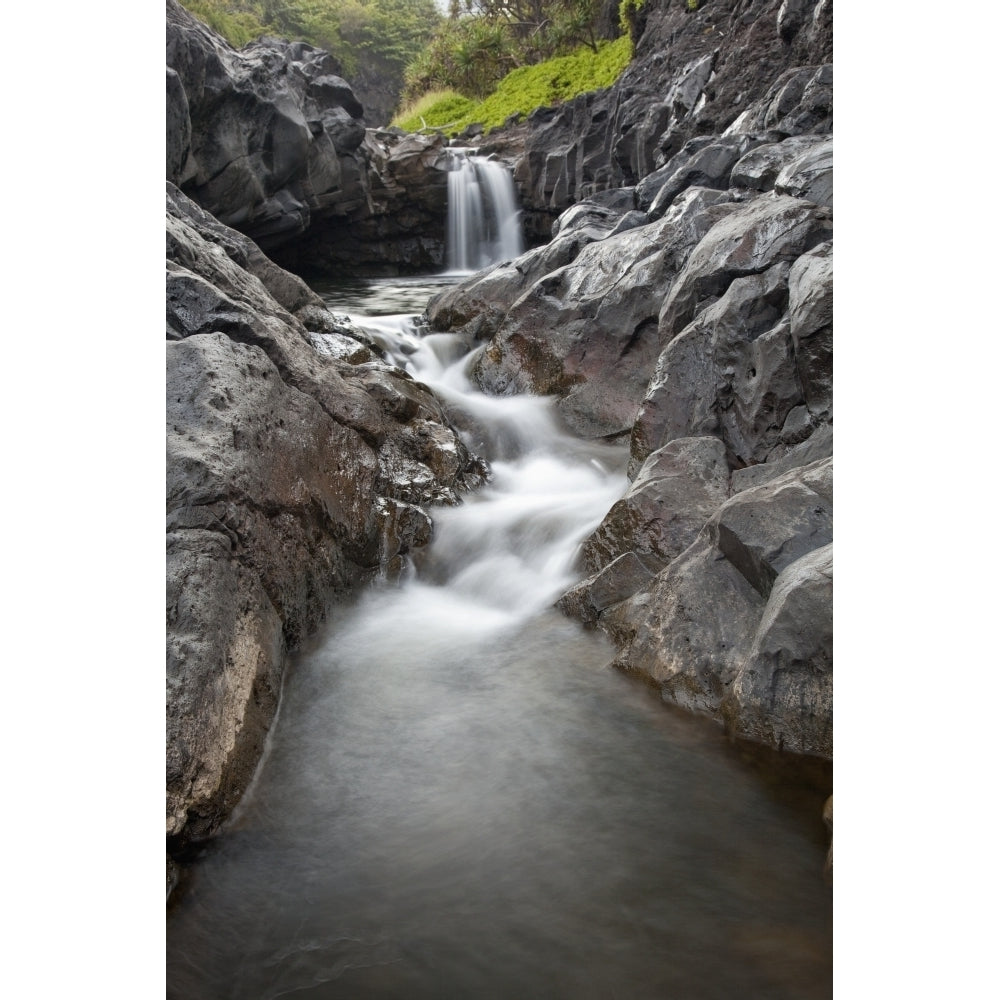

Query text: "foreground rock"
[166, 182, 484, 868]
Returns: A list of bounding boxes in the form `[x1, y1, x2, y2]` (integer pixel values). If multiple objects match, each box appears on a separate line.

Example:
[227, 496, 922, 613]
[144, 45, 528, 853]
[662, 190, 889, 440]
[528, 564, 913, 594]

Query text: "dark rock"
[775, 137, 833, 207]
[731, 134, 826, 192]
[600, 458, 833, 754]
[556, 552, 658, 624]
[722, 542, 833, 757]
[582, 436, 730, 575]
[165, 183, 485, 860]
[471, 188, 743, 439]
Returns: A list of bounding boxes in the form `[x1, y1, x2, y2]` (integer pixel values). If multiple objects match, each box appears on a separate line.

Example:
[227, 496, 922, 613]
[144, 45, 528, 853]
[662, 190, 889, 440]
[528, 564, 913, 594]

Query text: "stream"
[165, 275, 832, 1000]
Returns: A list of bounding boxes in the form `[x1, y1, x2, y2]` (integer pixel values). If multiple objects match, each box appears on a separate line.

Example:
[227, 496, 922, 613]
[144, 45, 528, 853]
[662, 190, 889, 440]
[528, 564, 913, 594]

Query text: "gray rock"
[583, 436, 730, 575]
[599, 458, 833, 755]
[722, 542, 833, 757]
[556, 552, 658, 624]
[731, 422, 833, 492]
[709, 457, 833, 598]
[788, 240, 833, 418]
[471, 189, 742, 439]
[775, 137, 833, 207]
[165, 185, 485, 861]
[731, 135, 826, 192]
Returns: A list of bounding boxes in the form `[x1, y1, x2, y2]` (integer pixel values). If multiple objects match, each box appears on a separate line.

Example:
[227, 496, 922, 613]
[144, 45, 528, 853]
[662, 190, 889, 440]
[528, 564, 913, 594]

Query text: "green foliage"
[404, 0, 611, 102]
[178, 1, 442, 82]
[179, 0, 270, 47]
[617, 0, 646, 41]
[687, 0, 699, 11]
[393, 90, 478, 132]
[393, 35, 632, 136]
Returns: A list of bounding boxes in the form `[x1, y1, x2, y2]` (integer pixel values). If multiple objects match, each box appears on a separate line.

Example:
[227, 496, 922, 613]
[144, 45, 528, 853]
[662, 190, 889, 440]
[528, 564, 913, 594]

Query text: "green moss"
[395, 35, 632, 137]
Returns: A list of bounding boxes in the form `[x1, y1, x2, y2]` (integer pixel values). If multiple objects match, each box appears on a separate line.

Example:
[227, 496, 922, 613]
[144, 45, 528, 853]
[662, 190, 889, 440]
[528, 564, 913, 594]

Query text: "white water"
[446, 152, 525, 273]
[166, 278, 832, 999]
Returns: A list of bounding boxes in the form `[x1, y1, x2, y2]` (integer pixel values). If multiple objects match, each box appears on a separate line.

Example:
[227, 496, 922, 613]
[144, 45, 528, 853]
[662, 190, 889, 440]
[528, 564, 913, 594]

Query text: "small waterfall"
[446, 151, 525, 273]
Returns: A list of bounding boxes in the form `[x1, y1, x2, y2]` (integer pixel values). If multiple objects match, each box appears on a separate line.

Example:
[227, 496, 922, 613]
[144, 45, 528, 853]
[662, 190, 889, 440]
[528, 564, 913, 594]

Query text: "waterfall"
[446, 151, 525, 274]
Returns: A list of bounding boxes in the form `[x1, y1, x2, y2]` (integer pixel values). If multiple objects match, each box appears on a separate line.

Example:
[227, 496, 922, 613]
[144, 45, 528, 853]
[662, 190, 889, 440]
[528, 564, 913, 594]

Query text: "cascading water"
[166, 277, 832, 1000]
[446, 151, 525, 273]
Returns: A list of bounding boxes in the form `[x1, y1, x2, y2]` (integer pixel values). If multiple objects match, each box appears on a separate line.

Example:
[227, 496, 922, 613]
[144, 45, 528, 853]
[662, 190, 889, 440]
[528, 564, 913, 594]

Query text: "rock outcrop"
[480, 0, 833, 236]
[166, 181, 485, 868]
[166, 0, 457, 273]
[425, 0, 834, 760]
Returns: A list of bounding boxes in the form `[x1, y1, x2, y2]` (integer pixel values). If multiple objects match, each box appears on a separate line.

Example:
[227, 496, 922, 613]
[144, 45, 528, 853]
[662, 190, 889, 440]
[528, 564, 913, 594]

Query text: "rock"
[722, 543, 833, 757]
[471, 188, 742, 439]
[731, 422, 833, 492]
[166, 0, 368, 249]
[582, 436, 730, 575]
[631, 195, 832, 473]
[710, 458, 833, 599]
[731, 134, 826, 193]
[645, 135, 768, 218]
[476, 0, 832, 231]
[788, 240, 833, 418]
[724, 64, 833, 138]
[775, 137, 833, 207]
[556, 552, 658, 624]
[600, 458, 833, 755]
[165, 183, 485, 861]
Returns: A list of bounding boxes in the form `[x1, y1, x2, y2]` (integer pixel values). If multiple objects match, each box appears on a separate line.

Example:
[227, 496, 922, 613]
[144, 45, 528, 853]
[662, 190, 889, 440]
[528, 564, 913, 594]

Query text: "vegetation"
[177, 0, 442, 84]
[177, 0, 636, 132]
[393, 34, 632, 136]
[403, 0, 613, 102]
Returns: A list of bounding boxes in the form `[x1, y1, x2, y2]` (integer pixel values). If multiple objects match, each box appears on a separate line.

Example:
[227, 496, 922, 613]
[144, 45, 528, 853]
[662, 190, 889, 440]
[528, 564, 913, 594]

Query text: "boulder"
[600, 458, 833, 756]
[471, 188, 742, 439]
[166, 0, 368, 249]
[582, 436, 730, 575]
[631, 194, 832, 473]
[722, 543, 833, 757]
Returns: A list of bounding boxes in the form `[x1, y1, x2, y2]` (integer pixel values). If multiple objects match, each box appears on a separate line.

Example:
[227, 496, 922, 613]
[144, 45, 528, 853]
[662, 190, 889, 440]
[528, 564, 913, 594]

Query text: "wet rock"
[775, 138, 833, 208]
[731, 135, 827, 193]
[788, 240, 833, 418]
[472, 189, 742, 439]
[722, 543, 833, 757]
[556, 552, 658, 624]
[643, 135, 768, 218]
[601, 458, 833, 755]
[166, 0, 367, 249]
[724, 64, 833, 138]
[731, 422, 833, 492]
[166, 183, 485, 861]
[582, 437, 730, 575]
[710, 458, 832, 599]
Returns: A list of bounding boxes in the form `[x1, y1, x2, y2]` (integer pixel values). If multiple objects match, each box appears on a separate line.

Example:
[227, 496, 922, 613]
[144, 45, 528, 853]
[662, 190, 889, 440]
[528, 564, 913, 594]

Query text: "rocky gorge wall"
[423, 0, 833, 758]
[166, 181, 487, 884]
[166, 0, 834, 889]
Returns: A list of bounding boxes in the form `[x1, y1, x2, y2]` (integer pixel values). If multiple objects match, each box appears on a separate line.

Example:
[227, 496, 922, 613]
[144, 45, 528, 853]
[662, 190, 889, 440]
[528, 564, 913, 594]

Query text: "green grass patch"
[392, 35, 633, 137]
[393, 91, 478, 133]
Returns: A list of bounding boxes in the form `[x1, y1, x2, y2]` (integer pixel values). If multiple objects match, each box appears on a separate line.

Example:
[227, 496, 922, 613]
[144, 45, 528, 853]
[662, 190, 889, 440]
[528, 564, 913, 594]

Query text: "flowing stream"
[166, 276, 832, 999]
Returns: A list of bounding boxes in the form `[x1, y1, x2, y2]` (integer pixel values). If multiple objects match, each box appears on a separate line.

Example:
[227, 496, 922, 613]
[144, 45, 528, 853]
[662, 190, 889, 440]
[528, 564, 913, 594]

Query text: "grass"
[391, 35, 633, 137]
